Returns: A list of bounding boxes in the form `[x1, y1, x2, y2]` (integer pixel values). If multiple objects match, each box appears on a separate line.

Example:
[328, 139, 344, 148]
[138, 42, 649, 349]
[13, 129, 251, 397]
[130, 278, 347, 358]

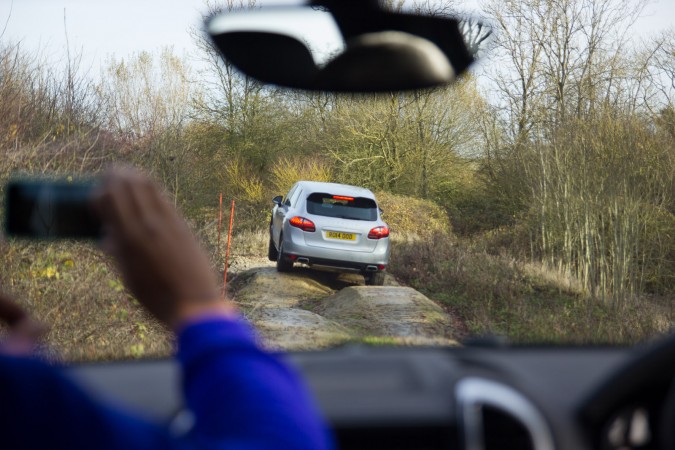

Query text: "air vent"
[483, 405, 533, 450]
[456, 378, 555, 450]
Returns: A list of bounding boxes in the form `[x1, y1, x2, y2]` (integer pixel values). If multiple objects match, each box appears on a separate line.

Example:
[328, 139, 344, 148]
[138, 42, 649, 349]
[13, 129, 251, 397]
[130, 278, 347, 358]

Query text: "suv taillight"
[368, 226, 390, 239]
[289, 216, 316, 232]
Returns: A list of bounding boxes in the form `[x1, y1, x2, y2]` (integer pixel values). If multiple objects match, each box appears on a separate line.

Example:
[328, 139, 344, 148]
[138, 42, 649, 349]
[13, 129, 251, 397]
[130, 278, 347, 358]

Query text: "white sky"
[0, 0, 673, 75]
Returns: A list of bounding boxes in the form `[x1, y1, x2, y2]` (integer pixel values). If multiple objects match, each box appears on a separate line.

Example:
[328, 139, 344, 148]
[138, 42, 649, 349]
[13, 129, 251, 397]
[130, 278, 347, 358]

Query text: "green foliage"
[359, 336, 405, 346]
[223, 159, 266, 204]
[129, 344, 146, 359]
[375, 191, 451, 237]
[270, 156, 333, 195]
[314, 80, 485, 199]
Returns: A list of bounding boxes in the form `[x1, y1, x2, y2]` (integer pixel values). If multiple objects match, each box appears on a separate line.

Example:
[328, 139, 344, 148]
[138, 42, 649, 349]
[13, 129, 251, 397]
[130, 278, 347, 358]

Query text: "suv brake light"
[368, 226, 390, 239]
[332, 195, 354, 201]
[289, 216, 316, 232]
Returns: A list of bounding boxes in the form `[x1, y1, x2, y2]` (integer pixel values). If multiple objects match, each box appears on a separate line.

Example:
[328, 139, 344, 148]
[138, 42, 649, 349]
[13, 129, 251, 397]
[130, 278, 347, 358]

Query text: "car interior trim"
[456, 377, 555, 450]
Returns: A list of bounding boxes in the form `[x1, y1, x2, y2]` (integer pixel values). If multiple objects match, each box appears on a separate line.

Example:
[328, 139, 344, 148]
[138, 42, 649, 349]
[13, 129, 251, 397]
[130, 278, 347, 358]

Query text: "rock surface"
[230, 265, 457, 350]
[314, 286, 456, 345]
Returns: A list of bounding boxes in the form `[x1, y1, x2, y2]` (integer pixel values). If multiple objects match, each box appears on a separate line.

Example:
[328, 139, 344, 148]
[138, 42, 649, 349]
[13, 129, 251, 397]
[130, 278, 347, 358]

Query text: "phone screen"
[4, 180, 102, 239]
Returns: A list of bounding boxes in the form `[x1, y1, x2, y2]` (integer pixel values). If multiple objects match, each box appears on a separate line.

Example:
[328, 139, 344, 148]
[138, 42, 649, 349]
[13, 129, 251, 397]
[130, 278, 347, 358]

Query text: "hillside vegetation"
[0, 0, 673, 359]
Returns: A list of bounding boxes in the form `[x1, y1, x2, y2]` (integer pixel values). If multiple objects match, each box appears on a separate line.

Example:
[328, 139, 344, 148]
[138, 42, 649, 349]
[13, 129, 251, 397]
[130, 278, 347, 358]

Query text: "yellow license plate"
[326, 231, 356, 241]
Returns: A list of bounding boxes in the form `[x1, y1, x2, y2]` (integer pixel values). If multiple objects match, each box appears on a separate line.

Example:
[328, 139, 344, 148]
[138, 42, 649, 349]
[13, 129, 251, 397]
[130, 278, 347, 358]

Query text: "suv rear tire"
[268, 230, 279, 261]
[276, 238, 293, 272]
[365, 271, 385, 286]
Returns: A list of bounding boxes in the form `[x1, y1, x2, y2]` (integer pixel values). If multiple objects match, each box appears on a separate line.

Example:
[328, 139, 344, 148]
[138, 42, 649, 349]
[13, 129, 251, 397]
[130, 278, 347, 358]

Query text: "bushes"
[375, 191, 452, 237]
[389, 234, 671, 344]
[270, 156, 333, 196]
[520, 115, 674, 304]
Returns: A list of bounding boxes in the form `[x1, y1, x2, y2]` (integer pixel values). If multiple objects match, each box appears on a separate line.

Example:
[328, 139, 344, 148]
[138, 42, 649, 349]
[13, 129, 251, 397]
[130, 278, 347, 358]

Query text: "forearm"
[178, 318, 333, 450]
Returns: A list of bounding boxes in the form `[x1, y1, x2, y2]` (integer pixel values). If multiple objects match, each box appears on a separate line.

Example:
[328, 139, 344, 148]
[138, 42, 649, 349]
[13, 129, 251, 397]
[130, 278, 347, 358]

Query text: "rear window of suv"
[306, 193, 378, 221]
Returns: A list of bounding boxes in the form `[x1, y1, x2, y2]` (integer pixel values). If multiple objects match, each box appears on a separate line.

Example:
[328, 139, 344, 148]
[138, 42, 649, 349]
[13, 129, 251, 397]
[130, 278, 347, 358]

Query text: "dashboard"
[66, 344, 642, 450]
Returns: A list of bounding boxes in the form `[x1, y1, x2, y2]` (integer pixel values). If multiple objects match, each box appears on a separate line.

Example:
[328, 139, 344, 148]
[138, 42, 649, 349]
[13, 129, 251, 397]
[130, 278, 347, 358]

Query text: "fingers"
[96, 167, 181, 226]
[92, 167, 173, 256]
[92, 167, 154, 238]
[10, 317, 48, 344]
[0, 292, 47, 356]
[0, 291, 28, 326]
[0, 318, 48, 356]
[88, 165, 226, 329]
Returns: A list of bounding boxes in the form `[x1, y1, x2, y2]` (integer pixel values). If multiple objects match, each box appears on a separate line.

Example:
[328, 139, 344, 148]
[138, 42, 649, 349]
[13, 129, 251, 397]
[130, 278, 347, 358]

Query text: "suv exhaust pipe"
[297, 257, 310, 264]
[365, 265, 378, 272]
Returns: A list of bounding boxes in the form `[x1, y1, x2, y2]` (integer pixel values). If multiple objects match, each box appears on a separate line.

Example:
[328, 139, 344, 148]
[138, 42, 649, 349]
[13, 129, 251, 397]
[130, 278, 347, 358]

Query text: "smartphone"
[4, 179, 102, 239]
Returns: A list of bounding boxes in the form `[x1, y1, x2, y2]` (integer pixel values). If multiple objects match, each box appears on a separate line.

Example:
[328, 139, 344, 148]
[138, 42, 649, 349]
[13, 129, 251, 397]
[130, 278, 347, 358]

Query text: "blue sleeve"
[0, 317, 334, 450]
[0, 355, 174, 450]
[177, 318, 334, 450]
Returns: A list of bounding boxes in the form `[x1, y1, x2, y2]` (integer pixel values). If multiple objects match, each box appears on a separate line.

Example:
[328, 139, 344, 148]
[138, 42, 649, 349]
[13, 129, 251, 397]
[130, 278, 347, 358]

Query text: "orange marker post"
[223, 199, 235, 293]
[217, 193, 223, 256]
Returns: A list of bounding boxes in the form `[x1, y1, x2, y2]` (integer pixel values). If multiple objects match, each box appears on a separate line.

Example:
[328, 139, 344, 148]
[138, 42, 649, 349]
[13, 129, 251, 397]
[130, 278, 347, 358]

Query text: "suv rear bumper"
[294, 256, 386, 272]
[282, 233, 390, 270]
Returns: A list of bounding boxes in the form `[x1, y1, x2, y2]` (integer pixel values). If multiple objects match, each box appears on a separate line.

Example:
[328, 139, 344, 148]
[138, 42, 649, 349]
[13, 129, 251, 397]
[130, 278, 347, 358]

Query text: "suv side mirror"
[272, 195, 283, 206]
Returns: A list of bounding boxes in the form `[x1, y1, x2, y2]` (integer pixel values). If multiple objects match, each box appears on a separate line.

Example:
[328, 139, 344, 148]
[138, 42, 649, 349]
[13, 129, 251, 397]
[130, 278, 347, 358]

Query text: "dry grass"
[199, 223, 674, 345]
[229, 229, 269, 257]
[0, 222, 270, 363]
[389, 233, 674, 345]
[191, 216, 268, 263]
[0, 240, 172, 362]
[1, 218, 670, 364]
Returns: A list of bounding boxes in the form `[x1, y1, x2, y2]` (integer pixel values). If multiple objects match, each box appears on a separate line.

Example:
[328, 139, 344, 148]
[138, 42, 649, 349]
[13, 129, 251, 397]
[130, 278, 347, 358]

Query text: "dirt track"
[227, 259, 458, 350]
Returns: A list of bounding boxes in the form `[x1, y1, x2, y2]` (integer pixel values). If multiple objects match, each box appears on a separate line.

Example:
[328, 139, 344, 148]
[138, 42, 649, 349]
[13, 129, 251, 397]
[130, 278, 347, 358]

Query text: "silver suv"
[269, 181, 390, 285]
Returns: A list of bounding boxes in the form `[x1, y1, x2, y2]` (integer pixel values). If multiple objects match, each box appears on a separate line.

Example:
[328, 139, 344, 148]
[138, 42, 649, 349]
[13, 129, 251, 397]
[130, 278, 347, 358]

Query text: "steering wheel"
[578, 333, 675, 449]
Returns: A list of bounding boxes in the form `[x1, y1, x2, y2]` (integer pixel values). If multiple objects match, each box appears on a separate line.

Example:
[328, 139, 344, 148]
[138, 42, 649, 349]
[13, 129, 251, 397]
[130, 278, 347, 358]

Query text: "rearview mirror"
[206, 3, 489, 92]
[272, 195, 283, 206]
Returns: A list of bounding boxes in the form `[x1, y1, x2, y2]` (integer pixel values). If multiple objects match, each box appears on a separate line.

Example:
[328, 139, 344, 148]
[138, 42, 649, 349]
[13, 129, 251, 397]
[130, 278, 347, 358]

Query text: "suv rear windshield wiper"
[335, 215, 370, 220]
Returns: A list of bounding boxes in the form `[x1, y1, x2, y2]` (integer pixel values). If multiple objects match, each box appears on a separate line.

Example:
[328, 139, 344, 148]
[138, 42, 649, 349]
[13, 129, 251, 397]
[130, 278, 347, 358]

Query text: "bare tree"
[97, 48, 196, 204]
[479, 0, 673, 305]
[190, 0, 267, 133]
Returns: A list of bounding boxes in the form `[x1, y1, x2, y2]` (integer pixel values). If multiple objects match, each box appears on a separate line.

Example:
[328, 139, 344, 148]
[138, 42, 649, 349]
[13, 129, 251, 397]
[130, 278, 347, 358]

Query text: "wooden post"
[223, 199, 235, 293]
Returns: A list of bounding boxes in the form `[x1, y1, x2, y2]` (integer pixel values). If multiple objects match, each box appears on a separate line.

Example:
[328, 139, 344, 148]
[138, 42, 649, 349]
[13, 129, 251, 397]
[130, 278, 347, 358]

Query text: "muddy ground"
[226, 256, 458, 350]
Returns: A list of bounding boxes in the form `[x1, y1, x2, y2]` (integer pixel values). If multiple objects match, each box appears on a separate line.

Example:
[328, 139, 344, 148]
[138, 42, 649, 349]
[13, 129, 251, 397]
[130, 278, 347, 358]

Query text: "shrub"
[270, 156, 333, 195]
[389, 234, 672, 345]
[375, 191, 452, 237]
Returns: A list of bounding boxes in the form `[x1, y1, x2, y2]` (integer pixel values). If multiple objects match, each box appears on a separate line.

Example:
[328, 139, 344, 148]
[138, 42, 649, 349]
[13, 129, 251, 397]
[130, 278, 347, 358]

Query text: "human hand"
[91, 167, 236, 330]
[0, 292, 47, 356]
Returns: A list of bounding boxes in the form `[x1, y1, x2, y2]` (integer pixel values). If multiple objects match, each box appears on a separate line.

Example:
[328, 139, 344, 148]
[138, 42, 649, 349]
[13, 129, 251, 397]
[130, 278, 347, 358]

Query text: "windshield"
[0, 0, 672, 362]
